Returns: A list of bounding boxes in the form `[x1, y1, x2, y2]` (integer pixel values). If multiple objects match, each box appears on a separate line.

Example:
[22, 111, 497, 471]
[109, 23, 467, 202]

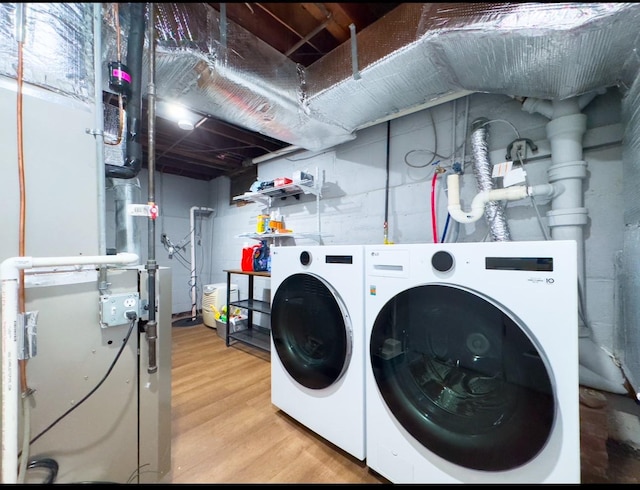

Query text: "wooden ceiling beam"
[302, 3, 351, 43]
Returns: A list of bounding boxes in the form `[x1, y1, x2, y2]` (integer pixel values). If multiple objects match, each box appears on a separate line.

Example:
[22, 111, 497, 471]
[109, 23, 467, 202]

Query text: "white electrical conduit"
[1, 252, 138, 484]
[446, 174, 556, 224]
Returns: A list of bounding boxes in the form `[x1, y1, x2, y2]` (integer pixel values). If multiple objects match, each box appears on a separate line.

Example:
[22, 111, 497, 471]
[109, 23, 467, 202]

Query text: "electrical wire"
[126, 463, 159, 484]
[17, 395, 31, 483]
[513, 147, 592, 328]
[514, 150, 551, 240]
[25, 458, 59, 484]
[23, 316, 137, 450]
[476, 118, 521, 139]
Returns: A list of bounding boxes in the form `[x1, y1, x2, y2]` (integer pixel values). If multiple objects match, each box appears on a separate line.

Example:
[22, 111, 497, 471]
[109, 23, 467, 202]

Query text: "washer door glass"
[272, 273, 351, 390]
[370, 284, 555, 472]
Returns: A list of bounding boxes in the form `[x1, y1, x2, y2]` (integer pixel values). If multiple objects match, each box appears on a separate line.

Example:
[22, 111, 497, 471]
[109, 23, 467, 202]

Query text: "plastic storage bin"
[215, 316, 248, 340]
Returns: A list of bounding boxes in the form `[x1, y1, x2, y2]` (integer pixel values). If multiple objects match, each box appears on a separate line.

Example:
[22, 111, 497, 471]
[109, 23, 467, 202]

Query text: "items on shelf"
[253, 240, 271, 272]
[234, 170, 320, 207]
[274, 177, 292, 186]
[209, 303, 243, 324]
[256, 210, 285, 234]
[234, 168, 323, 244]
[241, 240, 271, 272]
[241, 242, 259, 271]
[256, 213, 270, 234]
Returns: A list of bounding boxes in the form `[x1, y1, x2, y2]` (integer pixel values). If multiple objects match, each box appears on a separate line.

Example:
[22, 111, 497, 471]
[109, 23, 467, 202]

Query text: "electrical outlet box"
[100, 292, 140, 328]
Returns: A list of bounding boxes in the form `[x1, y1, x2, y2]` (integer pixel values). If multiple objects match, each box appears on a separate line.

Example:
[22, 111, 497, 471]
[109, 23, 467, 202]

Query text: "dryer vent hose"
[470, 118, 512, 242]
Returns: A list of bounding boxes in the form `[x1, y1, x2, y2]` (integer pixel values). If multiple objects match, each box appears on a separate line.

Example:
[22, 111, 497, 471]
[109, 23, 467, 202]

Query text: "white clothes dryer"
[270, 245, 365, 460]
[364, 240, 580, 483]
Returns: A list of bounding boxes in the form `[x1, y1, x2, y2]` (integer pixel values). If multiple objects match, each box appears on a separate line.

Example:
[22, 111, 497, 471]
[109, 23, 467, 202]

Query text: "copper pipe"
[16, 28, 29, 395]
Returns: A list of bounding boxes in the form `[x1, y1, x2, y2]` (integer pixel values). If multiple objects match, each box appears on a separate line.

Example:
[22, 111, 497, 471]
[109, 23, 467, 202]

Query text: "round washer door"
[370, 284, 555, 472]
[271, 272, 352, 390]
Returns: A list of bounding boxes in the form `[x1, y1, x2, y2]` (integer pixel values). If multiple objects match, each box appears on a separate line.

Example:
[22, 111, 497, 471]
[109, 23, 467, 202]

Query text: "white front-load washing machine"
[364, 240, 580, 483]
[270, 245, 365, 460]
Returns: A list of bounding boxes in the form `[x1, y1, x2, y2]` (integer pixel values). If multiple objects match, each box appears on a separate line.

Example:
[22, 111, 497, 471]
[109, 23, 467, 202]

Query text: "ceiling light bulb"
[178, 119, 195, 131]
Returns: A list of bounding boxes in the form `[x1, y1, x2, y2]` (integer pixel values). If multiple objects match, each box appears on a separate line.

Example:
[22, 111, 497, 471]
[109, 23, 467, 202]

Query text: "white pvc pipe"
[1, 252, 138, 484]
[190, 207, 215, 320]
[523, 92, 627, 394]
[446, 174, 554, 224]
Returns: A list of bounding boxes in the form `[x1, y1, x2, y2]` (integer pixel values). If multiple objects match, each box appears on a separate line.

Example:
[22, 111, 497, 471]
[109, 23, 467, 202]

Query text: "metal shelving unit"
[232, 178, 319, 207]
[224, 269, 271, 353]
[232, 169, 325, 245]
[236, 231, 324, 244]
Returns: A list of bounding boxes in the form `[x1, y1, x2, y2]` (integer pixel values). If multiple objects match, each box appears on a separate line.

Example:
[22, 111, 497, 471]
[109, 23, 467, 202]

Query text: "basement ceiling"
[135, 3, 401, 182]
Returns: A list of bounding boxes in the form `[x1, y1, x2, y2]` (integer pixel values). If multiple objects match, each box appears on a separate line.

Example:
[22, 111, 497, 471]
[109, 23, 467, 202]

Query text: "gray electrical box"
[99, 292, 140, 327]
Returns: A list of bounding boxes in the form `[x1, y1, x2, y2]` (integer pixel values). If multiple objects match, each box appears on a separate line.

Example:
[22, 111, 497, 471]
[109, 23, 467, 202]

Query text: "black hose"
[106, 2, 146, 179]
[26, 458, 59, 484]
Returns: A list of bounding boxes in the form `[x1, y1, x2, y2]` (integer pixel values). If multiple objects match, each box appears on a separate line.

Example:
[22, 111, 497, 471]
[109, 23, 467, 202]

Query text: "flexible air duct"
[469, 118, 512, 241]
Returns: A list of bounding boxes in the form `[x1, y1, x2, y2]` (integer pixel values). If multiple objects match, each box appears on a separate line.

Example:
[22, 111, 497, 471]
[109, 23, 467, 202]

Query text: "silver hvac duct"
[110, 177, 142, 264]
[4, 4, 640, 154]
[142, 2, 640, 153]
[469, 118, 512, 242]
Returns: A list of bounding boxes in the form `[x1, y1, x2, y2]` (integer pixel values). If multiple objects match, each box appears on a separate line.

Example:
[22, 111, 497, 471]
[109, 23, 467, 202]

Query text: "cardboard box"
[274, 177, 292, 186]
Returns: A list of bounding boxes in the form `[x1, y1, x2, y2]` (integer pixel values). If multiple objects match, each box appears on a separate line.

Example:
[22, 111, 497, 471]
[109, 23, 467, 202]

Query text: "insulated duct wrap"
[0, 3, 93, 103]
[5, 3, 640, 154]
[470, 119, 511, 242]
[423, 3, 640, 100]
[145, 1, 640, 151]
[303, 3, 460, 130]
[103, 103, 126, 167]
[148, 3, 355, 151]
[618, 72, 640, 396]
[622, 75, 640, 225]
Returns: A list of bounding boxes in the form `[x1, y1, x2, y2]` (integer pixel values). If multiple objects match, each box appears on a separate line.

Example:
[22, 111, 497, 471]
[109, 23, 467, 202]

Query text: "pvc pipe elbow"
[447, 203, 483, 224]
[529, 183, 557, 199]
[1, 257, 31, 280]
[521, 97, 553, 119]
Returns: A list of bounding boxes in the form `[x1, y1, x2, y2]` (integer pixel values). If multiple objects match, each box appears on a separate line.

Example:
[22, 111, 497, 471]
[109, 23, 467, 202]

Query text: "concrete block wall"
[200, 90, 624, 364]
[115, 89, 625, 359]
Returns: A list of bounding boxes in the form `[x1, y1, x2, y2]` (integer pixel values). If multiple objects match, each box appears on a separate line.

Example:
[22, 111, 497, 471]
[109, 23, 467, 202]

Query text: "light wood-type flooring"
[162, 320, 640, 484]
[162, 322, 387, 484]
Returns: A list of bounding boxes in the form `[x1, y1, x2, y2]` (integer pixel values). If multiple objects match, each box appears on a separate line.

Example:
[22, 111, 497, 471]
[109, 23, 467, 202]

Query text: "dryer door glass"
[272, 273, 351, 390]
[370, 284, 555, 472]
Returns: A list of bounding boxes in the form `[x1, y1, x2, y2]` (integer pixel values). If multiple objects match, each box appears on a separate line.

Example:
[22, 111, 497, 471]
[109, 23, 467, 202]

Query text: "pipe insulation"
[470, 118, 512, 241]
[1, 253, 139, 484]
